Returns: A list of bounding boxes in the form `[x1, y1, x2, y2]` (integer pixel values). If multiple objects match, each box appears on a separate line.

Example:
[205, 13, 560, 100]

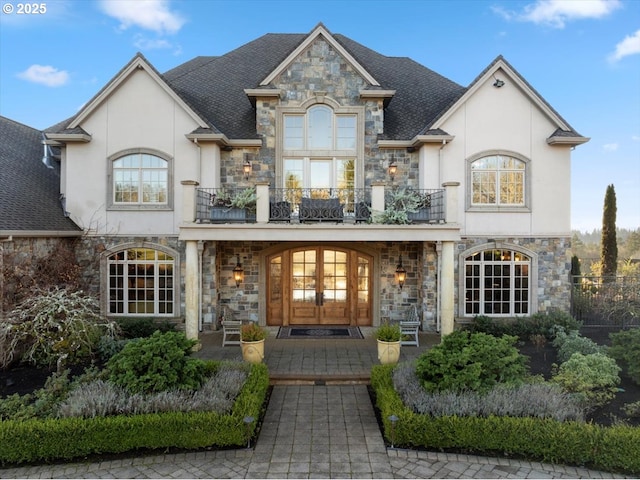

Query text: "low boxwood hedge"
[371, 364, 640, 476]
[0, 362, 269, 466]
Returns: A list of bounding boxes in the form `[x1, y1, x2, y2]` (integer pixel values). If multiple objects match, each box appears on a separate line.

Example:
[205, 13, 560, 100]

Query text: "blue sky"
[1, 0, 638, 231]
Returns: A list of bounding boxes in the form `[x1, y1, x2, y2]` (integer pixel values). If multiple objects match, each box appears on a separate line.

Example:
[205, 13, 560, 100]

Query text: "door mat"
[277, 326, 363, 339]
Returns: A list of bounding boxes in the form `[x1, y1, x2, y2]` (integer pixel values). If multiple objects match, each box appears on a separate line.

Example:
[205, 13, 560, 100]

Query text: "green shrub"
[371, 365, 640, 475]
[608, 328, 640, 385]
[115, 317, 175, 339]
[552, 329, 604, 363]
[0, 288, 119, 369]
[107, 331, 207, 394]
[393, 363, 584, 422]
[623, 401, 640, 418]
[466, 311, 580, 339]
[375, 322, 402, 342]
[551, 353, 621, 409]
[0, 362, 270, 466]
[58, 363, 248, 418]
[415, 331, 528, 393]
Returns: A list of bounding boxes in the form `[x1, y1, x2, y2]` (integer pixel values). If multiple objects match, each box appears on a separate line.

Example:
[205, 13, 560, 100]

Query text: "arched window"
[107, 247, 175, 316]
[463, 248, 531, 316]
[112, 152, 168, 206]
[470, 154, 525, 206]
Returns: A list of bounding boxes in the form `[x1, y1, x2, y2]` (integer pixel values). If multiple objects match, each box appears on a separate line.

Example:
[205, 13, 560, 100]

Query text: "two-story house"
[3, 24, 588, 341]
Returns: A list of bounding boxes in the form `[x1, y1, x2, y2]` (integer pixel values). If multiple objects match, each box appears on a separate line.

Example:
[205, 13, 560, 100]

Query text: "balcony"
[195, 186, 445, 224]
[180, 182, 461, 242]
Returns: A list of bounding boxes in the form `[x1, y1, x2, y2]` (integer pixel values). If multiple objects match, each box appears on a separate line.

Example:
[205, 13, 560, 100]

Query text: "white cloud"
[603, 143, 619, 152]
[632, 135, 640, 142]
[608, 29, 640, 62]
[99, 0, 185, 35]
[133, 34, 172, 50]
[17, 65, 69, 87]
[494, 0, 622, 28]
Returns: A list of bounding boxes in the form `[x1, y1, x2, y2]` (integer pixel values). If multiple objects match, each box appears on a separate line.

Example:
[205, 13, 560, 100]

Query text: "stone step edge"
[269, 373, 370, 385]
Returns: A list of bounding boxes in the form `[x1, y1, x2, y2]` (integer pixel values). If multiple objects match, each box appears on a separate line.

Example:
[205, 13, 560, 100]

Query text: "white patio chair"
[400, 305, 420, 347]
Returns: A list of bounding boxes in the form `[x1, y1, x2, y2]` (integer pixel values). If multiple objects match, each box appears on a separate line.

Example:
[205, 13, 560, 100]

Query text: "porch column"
[440, 241, 455, 336]
[181, 180, 199, 223]
[256, 182, 270, 223]
[442, 181, 460, 224]
[185, 240, 200, 346]
[371, 182, 385, 216]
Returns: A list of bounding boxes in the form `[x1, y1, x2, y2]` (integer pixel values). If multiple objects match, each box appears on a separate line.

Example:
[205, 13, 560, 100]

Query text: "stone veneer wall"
[74, 235, 185, 328]
[454, 236, 572, 323]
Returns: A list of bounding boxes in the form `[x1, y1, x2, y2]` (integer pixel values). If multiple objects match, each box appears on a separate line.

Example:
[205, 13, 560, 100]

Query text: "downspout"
[438, 139, 448, 186]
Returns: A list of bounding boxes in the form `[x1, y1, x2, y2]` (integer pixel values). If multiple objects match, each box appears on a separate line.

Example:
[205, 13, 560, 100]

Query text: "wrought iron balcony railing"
[194, 186, 445, 224]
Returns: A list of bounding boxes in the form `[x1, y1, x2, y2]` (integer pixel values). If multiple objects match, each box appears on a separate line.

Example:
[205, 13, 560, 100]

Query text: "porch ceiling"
[178, 223, 461, 242]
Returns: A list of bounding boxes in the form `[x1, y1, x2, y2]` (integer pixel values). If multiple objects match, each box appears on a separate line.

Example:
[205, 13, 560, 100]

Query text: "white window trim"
[465, 150, 530, 212]
[458, 241, 538, 318]
[276, 96, 365, 189]
[100, 242, 180, 318]
[107, 148, 174, 211]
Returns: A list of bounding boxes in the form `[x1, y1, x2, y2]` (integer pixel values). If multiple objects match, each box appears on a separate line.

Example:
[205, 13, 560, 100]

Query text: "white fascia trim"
[547, 136, 590, 146]
[0, 230, 83, 237]
[433, 60, 571, 132]
[378, 135, 455, 149]
[244, 89, 281, 98]
[70, 57, 209, 130]
[45, 133, 91, 143]
[260, 25, 380, 87]
[185, 133, 262, 148]
[359, 89, 396, 99]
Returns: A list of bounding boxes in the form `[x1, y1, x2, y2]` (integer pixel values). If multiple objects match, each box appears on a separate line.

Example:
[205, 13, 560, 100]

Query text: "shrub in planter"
[374, 323, 402, 342]
[415, 330, 528, 393]
[608, 328, 640, 385]
[551, 352, 621, 409]
[107, 331, 207, 394]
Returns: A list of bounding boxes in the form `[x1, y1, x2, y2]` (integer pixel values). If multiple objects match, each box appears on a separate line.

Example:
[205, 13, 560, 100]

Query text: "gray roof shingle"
[0, 116, 81, 233]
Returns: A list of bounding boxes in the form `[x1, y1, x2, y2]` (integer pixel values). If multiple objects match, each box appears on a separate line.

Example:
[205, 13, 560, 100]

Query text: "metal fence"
[571, 276, 640, 330]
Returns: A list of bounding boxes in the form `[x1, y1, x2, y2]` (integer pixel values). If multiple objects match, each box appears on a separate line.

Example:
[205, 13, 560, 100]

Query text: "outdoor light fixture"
[493, 76, 505, 88]
[243, 154, 252, 180]
[395, 255, 407, 290]
[388, 414, 399, 448]
[243, 416, 255, 449]
[388, 155, 397, 180]
[233, 256, 244, 287]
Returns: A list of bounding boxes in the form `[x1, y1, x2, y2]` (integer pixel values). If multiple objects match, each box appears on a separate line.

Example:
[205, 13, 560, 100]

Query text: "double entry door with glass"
[267, 246, 372, 326]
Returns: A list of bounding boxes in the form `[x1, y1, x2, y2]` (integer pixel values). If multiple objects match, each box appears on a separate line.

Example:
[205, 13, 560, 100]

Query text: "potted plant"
[375, 322, 402, 364]
[240, 322, 267, 364]
[373, 187, 427, 224]
[210, 188, 257, 223]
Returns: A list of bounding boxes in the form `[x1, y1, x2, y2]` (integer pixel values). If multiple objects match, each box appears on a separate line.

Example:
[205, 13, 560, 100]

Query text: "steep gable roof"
[0, 116, 81, 234]
[428, 55, 588, 145]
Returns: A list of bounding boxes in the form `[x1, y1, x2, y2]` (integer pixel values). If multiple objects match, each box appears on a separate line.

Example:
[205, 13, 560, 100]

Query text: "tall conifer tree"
[601, 184, 618, 280]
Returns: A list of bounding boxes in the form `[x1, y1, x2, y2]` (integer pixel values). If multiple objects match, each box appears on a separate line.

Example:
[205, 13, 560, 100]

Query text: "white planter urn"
[377, 339, 401, 365]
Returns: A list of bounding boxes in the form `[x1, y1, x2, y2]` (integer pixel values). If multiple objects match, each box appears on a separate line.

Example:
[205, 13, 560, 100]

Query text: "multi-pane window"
[464, 249, 530, 316]
[471, 155, 525, 206]
[113, 153, 168, 204]
[284, 106, 356, 151]
[108, 248, 174, 316]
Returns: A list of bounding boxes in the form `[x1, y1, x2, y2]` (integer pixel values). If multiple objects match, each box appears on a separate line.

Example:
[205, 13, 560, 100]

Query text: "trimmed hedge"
[0, 362, 269, 466]
[371, 364, 640, 476]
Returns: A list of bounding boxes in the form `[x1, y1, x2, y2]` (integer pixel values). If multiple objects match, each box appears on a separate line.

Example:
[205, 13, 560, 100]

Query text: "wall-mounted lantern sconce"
[395, 255, 407, 290]
[233, 256, 244, 287]
[243, 154, 252, 180]
[388, 155, 397, 180]
[492, 75, 505, 88]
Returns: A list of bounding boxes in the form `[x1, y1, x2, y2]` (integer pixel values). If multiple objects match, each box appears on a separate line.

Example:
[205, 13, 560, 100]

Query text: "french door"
[267, 246, 372, 326]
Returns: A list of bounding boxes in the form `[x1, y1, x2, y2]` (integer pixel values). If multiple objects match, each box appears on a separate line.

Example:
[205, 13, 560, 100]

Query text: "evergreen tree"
[601, 184, 618, 281]
[570, 255, 581, 284]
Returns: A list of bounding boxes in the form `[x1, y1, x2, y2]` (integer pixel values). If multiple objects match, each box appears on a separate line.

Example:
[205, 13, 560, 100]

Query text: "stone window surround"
[275, 95, 365, 189]
[99, 241, 181, 318]
[458, 241, 539, 318]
